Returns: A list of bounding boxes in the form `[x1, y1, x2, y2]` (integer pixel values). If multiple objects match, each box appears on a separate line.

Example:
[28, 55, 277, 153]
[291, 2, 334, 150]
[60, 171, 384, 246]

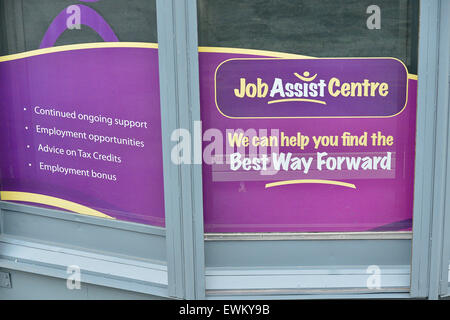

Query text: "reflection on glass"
[198, 0, 418, 73]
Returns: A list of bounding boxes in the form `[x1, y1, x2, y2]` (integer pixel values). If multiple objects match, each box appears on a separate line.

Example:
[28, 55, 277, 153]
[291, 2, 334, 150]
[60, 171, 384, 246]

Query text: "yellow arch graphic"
[0, 42, 418, 80]
[265, 179, 356, 189]
[0, 191, 114, 219]
[0, 42, 158, 63]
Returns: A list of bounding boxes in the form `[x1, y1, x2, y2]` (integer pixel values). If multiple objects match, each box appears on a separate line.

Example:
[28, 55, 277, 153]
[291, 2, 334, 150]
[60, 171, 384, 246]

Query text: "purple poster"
[0, 43, 165, 226]
[0, 43, 417, 232]
[199, 50, 417, 233]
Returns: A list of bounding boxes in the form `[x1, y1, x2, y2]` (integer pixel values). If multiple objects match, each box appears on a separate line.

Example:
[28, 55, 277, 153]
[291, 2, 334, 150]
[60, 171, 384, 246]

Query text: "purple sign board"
[200, 51, 417, 233]
[0, 44, 165, 226]
[0, 44, 417, 233]
[215, 58, 408, 118]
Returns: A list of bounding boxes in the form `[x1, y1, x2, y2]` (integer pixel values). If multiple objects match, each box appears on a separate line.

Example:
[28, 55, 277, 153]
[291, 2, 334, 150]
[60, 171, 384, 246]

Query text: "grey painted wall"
[0, 268, 167, 300]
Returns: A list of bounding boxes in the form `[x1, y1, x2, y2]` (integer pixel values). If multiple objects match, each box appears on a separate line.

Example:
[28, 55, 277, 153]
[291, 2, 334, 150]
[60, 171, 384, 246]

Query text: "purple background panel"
[0, 47, 165, 226]
[200, 52, 417, 233]
[0, 47, 417, 232]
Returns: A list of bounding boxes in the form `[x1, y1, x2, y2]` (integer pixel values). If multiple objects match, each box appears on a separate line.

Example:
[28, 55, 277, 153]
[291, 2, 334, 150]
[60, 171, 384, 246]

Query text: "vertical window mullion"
[156, 0, 205, 300]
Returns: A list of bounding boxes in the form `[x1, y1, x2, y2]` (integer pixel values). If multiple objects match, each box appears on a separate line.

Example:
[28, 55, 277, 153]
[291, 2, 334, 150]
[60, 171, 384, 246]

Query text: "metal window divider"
[411, 0, 450, 299]
[156, 0, 206, 300]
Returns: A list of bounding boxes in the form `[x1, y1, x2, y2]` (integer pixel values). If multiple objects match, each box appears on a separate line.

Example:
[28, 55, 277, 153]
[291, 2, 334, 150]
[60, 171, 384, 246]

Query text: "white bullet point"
[28, 163, 32, 167]
[23, 108, 27, 111]
[27, 145, 30, 149]
[25, 126, 28, 130]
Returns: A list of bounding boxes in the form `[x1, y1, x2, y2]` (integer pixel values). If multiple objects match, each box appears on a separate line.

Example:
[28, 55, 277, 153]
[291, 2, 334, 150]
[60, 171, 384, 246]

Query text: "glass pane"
[198, 0, 419, 233]
[1, 0, 158, 54]
[198, 0, 418, 73]
[0, 0, 165, 226]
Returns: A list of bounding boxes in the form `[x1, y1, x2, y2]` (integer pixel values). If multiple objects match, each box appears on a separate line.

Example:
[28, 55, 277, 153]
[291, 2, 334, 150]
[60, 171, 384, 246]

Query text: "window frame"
[1, 0, 449, 300]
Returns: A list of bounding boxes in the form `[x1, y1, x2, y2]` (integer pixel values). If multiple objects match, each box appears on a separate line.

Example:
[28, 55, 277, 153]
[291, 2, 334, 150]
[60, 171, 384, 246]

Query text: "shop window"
[197, 0, 419, 233]
[0, 0, 165, 226]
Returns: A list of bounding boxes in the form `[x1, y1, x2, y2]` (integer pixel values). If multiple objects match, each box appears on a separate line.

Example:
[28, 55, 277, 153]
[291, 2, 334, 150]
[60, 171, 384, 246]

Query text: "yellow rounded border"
[214, 57, 412, 119]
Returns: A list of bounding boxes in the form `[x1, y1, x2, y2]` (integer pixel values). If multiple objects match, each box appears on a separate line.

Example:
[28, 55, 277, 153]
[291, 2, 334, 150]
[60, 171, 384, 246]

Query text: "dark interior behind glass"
[198, 0, 419, 73]
[0, 0, 157, 56]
